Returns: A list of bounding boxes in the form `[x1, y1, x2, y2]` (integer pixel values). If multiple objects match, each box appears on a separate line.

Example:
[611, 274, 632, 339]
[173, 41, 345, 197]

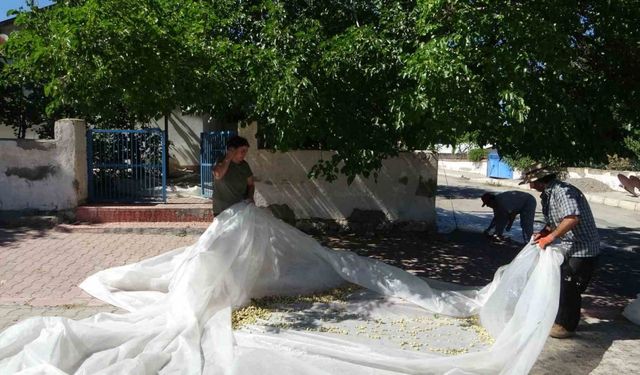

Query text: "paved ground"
[0, 229, 195, 316]
[436, 172, 640, 252]
[434, 173, 640, 374]
[0, 176, 638, 373]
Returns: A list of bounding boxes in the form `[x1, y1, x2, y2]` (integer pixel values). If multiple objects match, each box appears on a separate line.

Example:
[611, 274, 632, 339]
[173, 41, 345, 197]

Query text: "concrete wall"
[439, 160, 490, 176]
[148, 112, 237, 169]
[240, 123, 437, 229]
[148, 112, 205, 169]
[0, 119, 87, 211]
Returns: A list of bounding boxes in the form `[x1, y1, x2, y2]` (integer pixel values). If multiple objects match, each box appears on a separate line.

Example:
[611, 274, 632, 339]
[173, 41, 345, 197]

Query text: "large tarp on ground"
[623, 294, 640, 326]
[0, 203, 562, 374]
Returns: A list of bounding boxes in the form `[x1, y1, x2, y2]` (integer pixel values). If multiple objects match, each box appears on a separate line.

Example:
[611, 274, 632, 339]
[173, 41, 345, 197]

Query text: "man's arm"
[484, 217, 496, 235]
[245, 176, 255, 203]
[213, 150, 235, 180]
[493, 210, 510, 236]
[533, 225, 552, 241]
[536, 186, 583, 248]
[536, 215, 580, 249]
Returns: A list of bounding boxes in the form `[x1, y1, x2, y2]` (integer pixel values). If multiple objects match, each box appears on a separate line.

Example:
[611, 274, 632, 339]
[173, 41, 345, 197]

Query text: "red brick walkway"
[0, 229, 198, 307]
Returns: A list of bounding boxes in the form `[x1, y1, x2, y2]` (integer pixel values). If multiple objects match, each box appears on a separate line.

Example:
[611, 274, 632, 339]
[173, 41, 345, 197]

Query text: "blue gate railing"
[87, 129, 167, 203]
[200, 130, 236, 198]
[487, 150, 514, 179]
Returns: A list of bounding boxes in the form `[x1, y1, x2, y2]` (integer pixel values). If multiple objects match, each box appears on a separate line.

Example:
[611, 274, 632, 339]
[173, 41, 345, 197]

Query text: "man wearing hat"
[521, 165, 600, 339]
[481, 191, 536, 243]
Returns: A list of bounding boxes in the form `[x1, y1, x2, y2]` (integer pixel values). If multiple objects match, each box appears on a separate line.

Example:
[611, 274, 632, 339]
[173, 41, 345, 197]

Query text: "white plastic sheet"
[623, 294, 640, 325]
[0, 203, 563, 374]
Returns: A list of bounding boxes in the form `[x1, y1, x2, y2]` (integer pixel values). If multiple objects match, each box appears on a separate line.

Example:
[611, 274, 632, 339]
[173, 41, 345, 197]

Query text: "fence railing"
[87, 129, 166, 203]
[200, 130, 236, 198]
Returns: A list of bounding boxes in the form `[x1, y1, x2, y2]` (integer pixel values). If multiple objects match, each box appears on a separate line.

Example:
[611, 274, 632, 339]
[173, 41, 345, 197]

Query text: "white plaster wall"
[440, 162, 634, 192]
[439, 160, 489, 176]
[240, 123, 437, 224]
[0, 119, 87, 211]
[434, 143, 489, 154]
[149, 112, 205, 168]
[438, 159, 527, 178]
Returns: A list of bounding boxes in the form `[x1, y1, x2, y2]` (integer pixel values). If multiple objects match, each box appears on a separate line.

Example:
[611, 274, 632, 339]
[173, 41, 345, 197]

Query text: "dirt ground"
[566, 178, 615, 193]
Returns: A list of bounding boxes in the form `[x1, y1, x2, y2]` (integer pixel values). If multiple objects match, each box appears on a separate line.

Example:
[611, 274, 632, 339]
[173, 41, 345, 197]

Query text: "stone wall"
[148, 111, 235, 170]
[0, 119, 87, 212]
[240, 123, 438, 231]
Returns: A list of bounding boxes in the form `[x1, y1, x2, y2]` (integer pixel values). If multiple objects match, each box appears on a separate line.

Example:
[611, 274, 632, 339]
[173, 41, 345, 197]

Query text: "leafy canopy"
[2, 0, 638, 180]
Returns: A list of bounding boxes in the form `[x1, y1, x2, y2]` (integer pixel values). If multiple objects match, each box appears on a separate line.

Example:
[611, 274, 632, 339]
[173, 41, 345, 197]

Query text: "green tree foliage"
[467, 148, 487, 162]
[0, 77, 56, 138]
[2, 0, 638, 179]
[0, 19, 53, 139]
[416, 1, 639, 170]
[624, 130, 640, 161]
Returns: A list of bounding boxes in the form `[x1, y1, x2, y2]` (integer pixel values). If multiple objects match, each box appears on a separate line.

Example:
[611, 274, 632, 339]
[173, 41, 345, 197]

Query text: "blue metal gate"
[487, 150, 514, 179]
[87, 129, 167, 203]
[200, 130, 236, 197]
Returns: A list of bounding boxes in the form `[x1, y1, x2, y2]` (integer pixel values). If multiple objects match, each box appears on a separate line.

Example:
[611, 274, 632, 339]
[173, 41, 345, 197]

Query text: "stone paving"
[0, 304, 123, 332]
[0, 228, 198, 310]
[55, 221, 210, 235]
[1, 226, 638, 374]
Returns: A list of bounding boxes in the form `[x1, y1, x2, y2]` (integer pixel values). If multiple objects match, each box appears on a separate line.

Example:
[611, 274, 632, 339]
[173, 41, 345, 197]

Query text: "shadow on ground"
[0, 227, 51, 248]
[532, 318, 640, 375]
[318, 229, 640, 374]
[598, 226, 640, 253]
[317, 230, 521, 286]
[587, 245, 640, 311]
[317, 229, 639, 323]
[437, 185, 491, 200]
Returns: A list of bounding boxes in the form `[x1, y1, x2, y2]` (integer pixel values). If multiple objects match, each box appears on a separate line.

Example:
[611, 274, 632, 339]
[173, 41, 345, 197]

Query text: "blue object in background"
[200, 130, 237, 198]
[487, 150, 514, 179]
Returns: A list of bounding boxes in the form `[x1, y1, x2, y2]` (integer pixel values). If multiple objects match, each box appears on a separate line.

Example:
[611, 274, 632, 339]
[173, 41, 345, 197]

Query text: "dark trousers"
[555, 256, 598, 331]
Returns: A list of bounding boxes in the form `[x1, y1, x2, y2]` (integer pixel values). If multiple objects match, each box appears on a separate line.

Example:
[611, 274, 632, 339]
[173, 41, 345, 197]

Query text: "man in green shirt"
[212, 136, 255, 215]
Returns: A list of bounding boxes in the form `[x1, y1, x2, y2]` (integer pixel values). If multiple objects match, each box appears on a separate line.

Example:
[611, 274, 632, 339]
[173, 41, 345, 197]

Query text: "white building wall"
[148, 112, 206, 169]
[0, 119, 87, 211]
